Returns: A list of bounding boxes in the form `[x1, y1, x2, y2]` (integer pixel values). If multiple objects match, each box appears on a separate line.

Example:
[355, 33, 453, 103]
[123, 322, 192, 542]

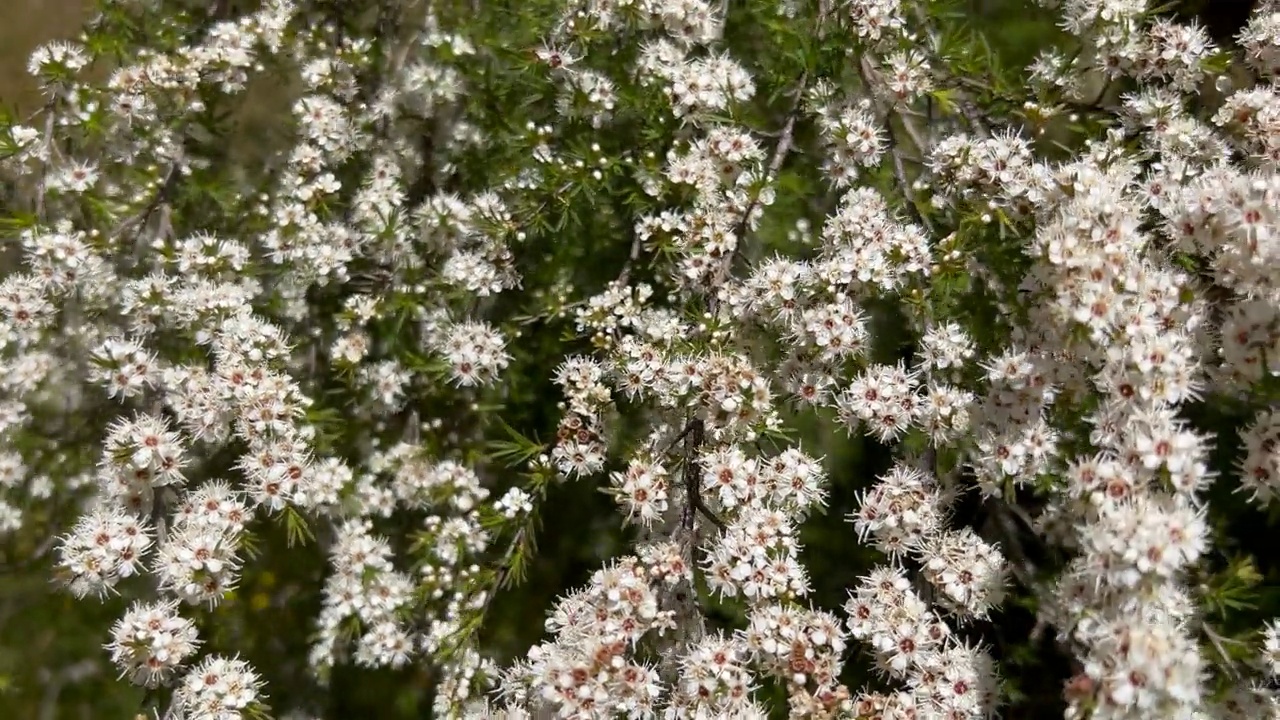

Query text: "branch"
[857, 55, 935, 234]
[1202, 622, 1245, 679]
[711, 70, 810, 316]
[884, 121, 934, 235]
[111, 156, 184, 247]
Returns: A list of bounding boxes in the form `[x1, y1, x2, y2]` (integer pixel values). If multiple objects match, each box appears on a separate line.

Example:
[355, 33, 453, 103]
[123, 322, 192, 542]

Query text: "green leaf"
[487, 417, 545, 467]
[282, 506, 315, 548]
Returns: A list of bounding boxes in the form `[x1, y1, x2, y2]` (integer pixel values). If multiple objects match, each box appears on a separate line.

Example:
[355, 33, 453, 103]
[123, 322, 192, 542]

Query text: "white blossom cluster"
[492, 0, 1280, 717]
[5, 0, 527, 716]
[494, 544, 687, 717]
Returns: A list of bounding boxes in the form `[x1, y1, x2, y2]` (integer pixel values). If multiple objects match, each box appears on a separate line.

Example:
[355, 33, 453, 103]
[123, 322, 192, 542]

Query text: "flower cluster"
[106, 599, 201, 688]
[845, 567, 1000, 716]
[494, 545, 687, 717]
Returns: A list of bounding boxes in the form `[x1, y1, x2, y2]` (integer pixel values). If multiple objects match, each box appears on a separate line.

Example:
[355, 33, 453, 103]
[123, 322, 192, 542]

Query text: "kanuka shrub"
[1, 0, 1280, 718]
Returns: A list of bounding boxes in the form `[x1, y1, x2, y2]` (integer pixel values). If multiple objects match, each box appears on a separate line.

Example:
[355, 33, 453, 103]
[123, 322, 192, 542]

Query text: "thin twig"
[857, 54, 934, 234]
[111, 157, 184, 245]
[885, 122, 934, 234]
[711, 70, 810, 316]
[1202, 622, 1244, 679]
[614, 230, 646, 287]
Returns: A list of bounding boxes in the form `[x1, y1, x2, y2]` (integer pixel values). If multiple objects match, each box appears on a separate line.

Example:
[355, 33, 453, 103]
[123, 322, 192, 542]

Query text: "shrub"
[2, 0, 1280, 718]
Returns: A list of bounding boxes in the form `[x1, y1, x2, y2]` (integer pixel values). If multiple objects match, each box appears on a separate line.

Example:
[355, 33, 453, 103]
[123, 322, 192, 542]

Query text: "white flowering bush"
[2, 0, 1280, 718]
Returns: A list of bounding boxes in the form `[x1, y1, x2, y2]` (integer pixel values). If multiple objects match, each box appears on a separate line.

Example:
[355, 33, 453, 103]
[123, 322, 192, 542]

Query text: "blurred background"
[1, 0, 86, 113]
